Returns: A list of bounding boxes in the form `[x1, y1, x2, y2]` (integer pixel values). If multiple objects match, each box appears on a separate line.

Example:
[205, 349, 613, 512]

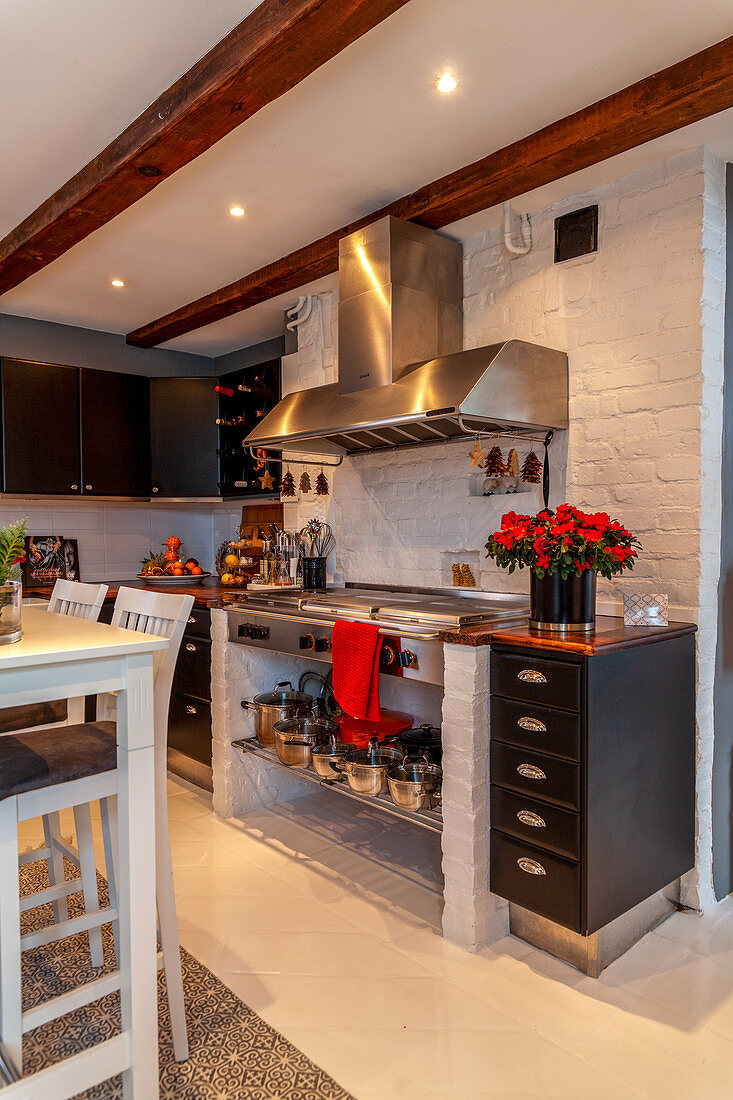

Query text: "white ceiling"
[1, 0, 732, 357]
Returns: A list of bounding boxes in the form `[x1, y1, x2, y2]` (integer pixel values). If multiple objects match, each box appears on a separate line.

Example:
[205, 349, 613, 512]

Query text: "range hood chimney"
[337, 216, 463, 394]
[244, 217, 568, 458]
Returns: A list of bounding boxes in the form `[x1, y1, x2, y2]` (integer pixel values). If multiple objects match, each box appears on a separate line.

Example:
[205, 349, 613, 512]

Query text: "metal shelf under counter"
[232, 738, 443, 834]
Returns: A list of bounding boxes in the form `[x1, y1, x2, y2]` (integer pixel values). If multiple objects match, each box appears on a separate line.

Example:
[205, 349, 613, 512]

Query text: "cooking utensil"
[386, 723, 442, 765]
[334, 709, 413, 750]
[241, 681, 314, 748]
[273, 714, 338, 768]
[311, 732, 356, 780]
[387, 755, 442, 812]
[331, 736, 404, 796]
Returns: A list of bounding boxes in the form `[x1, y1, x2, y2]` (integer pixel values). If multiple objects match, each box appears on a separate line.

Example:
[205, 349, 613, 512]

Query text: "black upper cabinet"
[81, 369, 150, 496]
[217, 360, 281, 497]
[1, 358, 81, 495]
[149, 377, 219, 498]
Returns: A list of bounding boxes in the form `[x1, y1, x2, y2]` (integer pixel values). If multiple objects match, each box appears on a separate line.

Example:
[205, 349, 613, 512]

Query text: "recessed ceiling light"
[228, 205, 246, 217]
[436, 72, 458, 94]
[110, 278, 125, 287]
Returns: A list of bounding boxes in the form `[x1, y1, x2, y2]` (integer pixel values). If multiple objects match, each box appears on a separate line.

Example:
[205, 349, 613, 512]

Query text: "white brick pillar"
[441, 643, 508, 950]
[210, 609, 310, 818]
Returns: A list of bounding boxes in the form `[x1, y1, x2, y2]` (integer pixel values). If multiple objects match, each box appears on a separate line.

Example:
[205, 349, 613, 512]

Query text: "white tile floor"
[20, 776, 733, 1100]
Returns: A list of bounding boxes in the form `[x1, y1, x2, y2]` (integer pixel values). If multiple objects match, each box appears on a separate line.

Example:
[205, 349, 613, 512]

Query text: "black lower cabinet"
[91, 596, 212, 788]
[489, 633, 696, 935]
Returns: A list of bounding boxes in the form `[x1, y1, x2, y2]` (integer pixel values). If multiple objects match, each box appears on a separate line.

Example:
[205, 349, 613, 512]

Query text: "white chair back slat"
[110, 587, 195, 770]
[48, 580, 108, 621]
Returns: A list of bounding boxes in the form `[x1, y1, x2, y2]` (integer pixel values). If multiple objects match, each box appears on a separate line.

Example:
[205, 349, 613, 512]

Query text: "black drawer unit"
[185, 607, 213, 639]
[490, 650, 582, 712]
[490, 695, 581, 761]
[172, 635, 212, 702]
[490, 632, 696, 935]
[168, 693, 212, 767]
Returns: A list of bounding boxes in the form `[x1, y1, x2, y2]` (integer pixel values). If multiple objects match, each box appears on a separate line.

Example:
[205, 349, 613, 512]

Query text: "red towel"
[331, 619, 382, 721]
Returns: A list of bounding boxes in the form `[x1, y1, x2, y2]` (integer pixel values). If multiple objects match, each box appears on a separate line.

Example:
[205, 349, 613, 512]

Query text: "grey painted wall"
[0, 312, 214, 376]
[712, 163, 733, 900]
[214, 336, 286, 375]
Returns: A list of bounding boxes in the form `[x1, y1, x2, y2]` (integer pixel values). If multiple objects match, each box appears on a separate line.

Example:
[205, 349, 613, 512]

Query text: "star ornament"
[468, 442, 485, 468]
[258, 468, 275, 490]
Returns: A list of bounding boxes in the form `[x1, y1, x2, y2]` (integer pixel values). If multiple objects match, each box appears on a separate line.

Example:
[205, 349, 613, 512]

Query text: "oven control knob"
[299, 634, 316, 650]
[401, 650, 416, 669]
[315, 637, 331, 652]
[380, 645, 396, 667]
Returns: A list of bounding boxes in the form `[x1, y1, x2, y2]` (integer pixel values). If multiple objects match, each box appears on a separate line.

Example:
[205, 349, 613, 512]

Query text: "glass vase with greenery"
[0, 517, 27, 644]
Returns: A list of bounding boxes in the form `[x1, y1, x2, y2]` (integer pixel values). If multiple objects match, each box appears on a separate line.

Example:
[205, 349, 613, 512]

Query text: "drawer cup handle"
[185, 643, 196, 652]
[517, 716, 547, 732]
[517, 763, 546, 780]
[186, 705, 197, 715]
[517, 857, 546, 876]
[188, 616, 196, 624]
[518, 669, 547, 683]
[517, 809, 546, 828]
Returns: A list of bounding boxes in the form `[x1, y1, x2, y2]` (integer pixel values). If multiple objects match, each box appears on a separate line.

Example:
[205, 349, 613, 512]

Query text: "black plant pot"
[529, 571, 597, 632]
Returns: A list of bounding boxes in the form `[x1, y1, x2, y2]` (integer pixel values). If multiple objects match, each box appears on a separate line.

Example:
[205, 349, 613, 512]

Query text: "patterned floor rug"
[18, 859, 354, 1099]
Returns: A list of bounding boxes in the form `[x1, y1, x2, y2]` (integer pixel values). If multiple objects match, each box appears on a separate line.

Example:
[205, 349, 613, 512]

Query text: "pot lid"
[388, 761, 443, 783]
[347, 745, 404, 767]
[254, 681, 313, 707]
[401, 723, 442, 744]
[273, 716, 338, 739]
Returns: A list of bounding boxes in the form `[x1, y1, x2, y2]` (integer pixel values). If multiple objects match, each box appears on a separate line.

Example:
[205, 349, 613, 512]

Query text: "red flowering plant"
[485, 504, 640, 580]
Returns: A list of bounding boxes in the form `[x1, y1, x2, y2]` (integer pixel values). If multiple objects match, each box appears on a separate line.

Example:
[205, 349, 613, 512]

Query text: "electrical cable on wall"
[503, 201, 532, 255]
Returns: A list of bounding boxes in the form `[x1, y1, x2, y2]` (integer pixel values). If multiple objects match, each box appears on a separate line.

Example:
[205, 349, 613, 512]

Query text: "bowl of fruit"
[138, 537, 212, 585]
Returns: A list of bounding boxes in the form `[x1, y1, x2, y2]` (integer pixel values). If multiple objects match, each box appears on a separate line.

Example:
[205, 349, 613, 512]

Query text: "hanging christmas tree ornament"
[468, 439, 485, 469]
[315, 469, 329, 496]
[299, 469, 312, 494]
[258, 463, 275, 490]
[280, 469, 296, 497]
[485, 444, 507, 477]
[521, 447, 542, 484]
[507, 448, 520, 477]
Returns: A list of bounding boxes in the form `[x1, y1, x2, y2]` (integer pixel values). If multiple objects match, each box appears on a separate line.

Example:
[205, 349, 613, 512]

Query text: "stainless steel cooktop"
[224, 584, 528, 630]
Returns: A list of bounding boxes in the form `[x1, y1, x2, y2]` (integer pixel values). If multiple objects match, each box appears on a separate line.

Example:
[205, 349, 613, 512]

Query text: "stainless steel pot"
[273, 715, 340, 769]
[241, 681, 313, 747]
[311, 733, 357, 781]
[387, 756, 442, 812]
[332, 736, 404, 796]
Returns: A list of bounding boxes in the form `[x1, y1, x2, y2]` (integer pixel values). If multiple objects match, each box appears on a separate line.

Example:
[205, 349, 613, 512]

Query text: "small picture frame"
[62, 538, 81, 582]
[623, 592, 669, 627]
[22, 535, 66, 586]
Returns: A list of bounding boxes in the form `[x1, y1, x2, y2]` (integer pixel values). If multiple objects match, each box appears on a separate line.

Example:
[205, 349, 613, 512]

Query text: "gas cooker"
[224, 584, 528, 686]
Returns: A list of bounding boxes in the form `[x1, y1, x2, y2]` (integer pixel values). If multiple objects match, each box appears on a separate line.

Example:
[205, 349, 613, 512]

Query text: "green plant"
[0, 516, 27, 584]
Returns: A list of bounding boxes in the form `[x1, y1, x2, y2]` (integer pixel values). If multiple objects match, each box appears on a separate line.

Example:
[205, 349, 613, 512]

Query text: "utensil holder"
[302, 556, 327, 589]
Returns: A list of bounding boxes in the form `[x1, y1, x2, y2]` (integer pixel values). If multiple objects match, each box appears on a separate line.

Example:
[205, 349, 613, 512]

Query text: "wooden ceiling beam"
[0, 0, 411, 295]
[127, 33, 733, 348]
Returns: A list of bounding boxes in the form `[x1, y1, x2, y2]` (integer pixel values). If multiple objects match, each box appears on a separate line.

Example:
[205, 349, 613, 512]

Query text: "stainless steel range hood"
[244, 217, 568, 458]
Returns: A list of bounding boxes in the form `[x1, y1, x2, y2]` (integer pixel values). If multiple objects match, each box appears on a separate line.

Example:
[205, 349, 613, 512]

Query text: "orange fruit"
[220, 573, 235, 586]
[191, 566, 203, 575]
[166, 536, 181, 550]
[163, 549, 179, 563]
[224, 553, 239, 569]
[184, 558, 199, 569]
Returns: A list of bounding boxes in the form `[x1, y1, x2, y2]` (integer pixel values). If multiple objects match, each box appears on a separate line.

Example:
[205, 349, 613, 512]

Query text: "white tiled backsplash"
[3, 501, 243, 582]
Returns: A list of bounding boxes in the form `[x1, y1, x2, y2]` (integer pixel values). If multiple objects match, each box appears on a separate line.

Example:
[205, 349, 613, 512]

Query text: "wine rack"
[216, 360, 281, 498]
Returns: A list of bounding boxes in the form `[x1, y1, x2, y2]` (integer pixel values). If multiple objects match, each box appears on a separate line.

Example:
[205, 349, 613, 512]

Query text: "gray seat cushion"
[0, 699, 68, 734]
[0, 722, 116, 800]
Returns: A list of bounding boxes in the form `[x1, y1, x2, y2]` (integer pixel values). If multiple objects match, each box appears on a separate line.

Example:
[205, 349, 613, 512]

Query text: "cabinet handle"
[517, 763, 546, 780]
[152, 487, 159, 493]
[186, 705, 197, 715]
[70, 484, 78, 491]
[85, 484, 93, 491]
[185, 643, 196, 652]
[518, 669, 547, 683]
[517, 809, 546, 828]
[517, 857, 546, 876]
[188, 616, 196, 624]
[517, 716, 547, 732]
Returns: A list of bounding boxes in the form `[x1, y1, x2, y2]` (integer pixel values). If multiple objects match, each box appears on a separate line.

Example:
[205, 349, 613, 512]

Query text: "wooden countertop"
[439, 615, 697, 655]
[24, 577, 233, 608]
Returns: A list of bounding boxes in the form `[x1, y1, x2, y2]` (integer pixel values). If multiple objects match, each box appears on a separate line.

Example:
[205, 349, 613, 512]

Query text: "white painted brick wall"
[282, 146, 726, 911]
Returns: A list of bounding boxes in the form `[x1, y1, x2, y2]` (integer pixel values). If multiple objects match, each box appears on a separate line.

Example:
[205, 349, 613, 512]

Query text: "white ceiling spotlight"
[228, 205, 246, 217]
[110, 278, 125, 287]
[436, 71, 458, 94]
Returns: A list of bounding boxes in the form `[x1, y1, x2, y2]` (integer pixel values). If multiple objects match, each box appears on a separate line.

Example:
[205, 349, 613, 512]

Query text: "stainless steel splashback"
[337, 216, 463, 395]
